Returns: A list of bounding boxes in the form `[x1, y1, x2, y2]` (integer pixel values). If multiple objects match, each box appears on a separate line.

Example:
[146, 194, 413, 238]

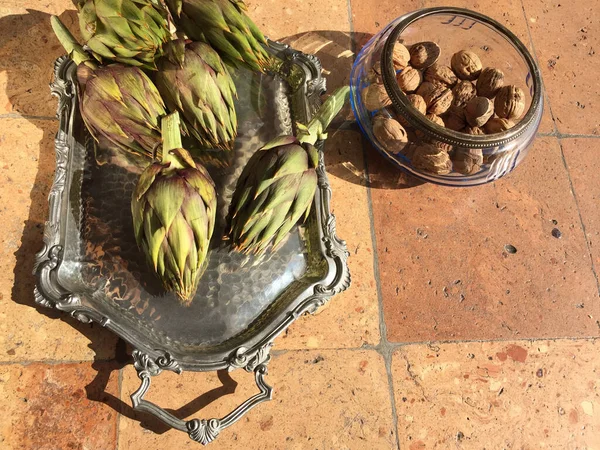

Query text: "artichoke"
[155, 40, 237, 151]
[73, 0, 170, 70]
[51, 16, 166, 165]
[132, 112, 217, 304]
[80, 65, 166, 160]
[164, 0, 271, 72]
[226, 87, 350, 255]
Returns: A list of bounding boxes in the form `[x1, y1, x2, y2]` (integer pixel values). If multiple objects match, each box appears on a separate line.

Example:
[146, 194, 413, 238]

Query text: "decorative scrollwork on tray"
[228, 343, 273, 372]
[187, 418, 221, 445]
[50, 55, 75, 119]
[131, 349, 272, 445]
[36, 46, 350, 444]
[132, 350, 182, 377]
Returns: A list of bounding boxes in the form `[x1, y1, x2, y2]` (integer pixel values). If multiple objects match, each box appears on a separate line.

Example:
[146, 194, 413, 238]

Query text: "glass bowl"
[350, 7, 543, 186]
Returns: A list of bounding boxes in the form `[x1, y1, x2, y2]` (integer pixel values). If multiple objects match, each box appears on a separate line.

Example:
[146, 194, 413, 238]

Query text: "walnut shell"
[396, 66, 422, 93]
[463, 126, 485, 135]
[409, 42, 440, 70]
[424, 64, 458, 87]
[407, 94, 427, 115]
[362, 84, 391, 111]
[420, 83, 453, 115]
[392, 43, 410, 71]
[426, 113, 445, 127]
[411, 144, 452, 174]
[416, 82, 438, 101]
[451, 50, 482, 81]
[399, 94, 427, 127]
[367, 61, 383, 84]
[465, 96, 494, 127]
[484, 117, 515, 134]
[452, 149, 484, 175]
[373, 114, 408, 154]
[432, 140, 453, 153]
[476, 67, 505, 98]
[452, 81, 477, 108]
[495, 85, 526, 120]
[444, 106, 467, 131]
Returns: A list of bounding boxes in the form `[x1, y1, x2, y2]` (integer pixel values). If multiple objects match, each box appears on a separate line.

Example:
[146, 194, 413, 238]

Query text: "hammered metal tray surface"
[35, 41, 350, 373]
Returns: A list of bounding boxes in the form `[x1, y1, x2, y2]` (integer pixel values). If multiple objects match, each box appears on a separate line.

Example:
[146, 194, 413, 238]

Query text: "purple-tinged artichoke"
[51, 16, 166, 166]
[132, 112, 217, 304]
[164, 0, 271, 72]
[156, 40, 238, 152]
[226, 87, 349, 255]
[74, 0, 170, 70]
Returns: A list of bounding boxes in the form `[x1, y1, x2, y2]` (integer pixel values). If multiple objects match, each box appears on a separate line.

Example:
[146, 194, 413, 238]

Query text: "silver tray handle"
[131, 350, 273, 445]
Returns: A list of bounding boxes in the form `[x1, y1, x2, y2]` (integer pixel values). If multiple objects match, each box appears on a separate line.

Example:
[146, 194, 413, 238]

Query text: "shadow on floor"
[6, 14, 420, 437]
[281, 29, 424, 190]
[6, 8, 124, 361]
[85, 342, 239, 434]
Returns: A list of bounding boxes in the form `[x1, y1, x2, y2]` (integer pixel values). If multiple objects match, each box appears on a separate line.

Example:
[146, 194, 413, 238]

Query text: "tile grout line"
[361, 137, 401, 450]
[346, 1, 401, 446]
[2, 333, 600, 367]
[0, 113, 57, 121]
[520, 0, 600, 298]
[0, 358, 113, 366]
[555, 138, 600, 298]
[518, 0, 560, 136]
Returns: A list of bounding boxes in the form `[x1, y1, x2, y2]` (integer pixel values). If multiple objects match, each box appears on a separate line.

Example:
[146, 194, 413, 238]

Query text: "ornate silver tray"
[34, 41, 350, 445]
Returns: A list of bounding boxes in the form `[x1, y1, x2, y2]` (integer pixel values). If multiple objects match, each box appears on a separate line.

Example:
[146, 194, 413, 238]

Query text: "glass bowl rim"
[380, 6, 543, 149]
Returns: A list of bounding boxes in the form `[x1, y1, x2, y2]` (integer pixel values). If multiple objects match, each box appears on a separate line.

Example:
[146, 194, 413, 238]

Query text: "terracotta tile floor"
[1, 0, 599, 449]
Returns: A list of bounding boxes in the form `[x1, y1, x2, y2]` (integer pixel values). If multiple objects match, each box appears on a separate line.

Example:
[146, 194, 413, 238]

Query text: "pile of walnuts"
[363, 41, 527, 175]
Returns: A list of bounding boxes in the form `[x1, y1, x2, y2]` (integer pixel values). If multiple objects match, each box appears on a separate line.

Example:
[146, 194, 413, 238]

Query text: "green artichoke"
[51, 16, 166, 165]
[74, 0, 170, 70]
[226, 87, 350, 255]
[155, 40, 237, 151]
[132, 112, 217, 304]
[164, 0, 271, 72]
[80, 64, 166, 160]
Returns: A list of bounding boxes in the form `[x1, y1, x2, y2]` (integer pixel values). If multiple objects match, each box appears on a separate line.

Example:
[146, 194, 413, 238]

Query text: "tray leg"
[130, 350, 273, 445]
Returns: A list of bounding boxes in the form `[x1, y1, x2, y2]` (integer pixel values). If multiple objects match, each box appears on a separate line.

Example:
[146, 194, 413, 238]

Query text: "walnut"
[411, 144, 452, 174]
[426, 113, 445, 127]
[409, 42, 440, 69]
[399, 93, 427, 126]
[451, 50, 482, 80]
[452, 149, 484, 175]
[484, 117, 514, 134]
[452, 81, 477, 108]
[392, 43, 410, 71]
[495, 85, 526, 120]
[367, 61, 383, 84]
[407, 94, 427, 115]
[372, 114, 408, 154]
[463, 126, 485, 135]
[476, 67, 505, 98]
[420, 83, 453, 115]
[432, 140, 453, 153]
[400, 142, 418, 160]
[362, 84, 391, 111]
[396, 66, 422, 93]
[444, 106, 467, 131]
[465, 96, 494, 127]
[416, 81, 438, 101]
[424, 65, 458, 87]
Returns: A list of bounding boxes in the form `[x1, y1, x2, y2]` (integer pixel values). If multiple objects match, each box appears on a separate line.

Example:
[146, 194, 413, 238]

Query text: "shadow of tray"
[33, 40, 350, 445]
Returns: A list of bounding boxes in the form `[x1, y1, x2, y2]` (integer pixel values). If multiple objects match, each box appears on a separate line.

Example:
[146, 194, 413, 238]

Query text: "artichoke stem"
[161, 112, 184, 168]
[297, 86, 350, 146]
[50, 16, 96, 69]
